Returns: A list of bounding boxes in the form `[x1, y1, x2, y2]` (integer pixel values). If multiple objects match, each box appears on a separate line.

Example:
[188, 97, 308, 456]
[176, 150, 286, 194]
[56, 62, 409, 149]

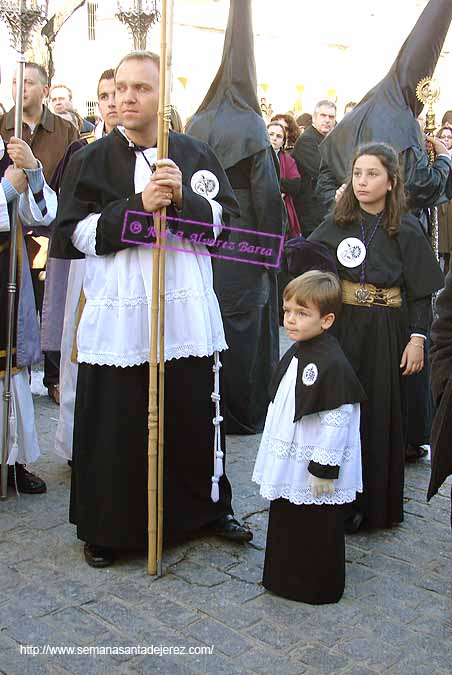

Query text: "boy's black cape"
[270, 332, 366, 422]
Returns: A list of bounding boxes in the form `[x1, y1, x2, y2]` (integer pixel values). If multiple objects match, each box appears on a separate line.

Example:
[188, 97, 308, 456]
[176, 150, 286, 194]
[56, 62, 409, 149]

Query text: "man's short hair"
[49, 84, 72, 100]
[25, 62, 48, 86]
[97, 69, 115, 96]
[115, 51, 160, 78]
[283, 270, 342, 318]
[313, 100, 337, 116]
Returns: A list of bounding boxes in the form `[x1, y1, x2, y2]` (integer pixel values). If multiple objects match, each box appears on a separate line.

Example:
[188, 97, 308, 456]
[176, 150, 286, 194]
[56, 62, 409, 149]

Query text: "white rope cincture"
[210, 350, 223, 502]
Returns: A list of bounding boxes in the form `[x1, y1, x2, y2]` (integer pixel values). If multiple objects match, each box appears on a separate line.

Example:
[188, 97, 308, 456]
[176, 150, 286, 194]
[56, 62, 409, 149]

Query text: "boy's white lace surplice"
[252, 357, 362, 505]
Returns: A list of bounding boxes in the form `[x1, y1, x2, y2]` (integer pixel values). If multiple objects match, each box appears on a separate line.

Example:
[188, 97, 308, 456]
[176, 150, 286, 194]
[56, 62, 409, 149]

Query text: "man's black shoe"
[206, 514, 253, 543]
[7, 464, 47, 494]
[83, 543, 115, 568]
[344, 510, 364, 535]
[405, 444, 428, 463]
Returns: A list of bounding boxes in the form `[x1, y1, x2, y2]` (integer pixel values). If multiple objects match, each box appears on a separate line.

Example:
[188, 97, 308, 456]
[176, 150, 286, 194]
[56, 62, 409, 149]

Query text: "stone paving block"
[15, 583, 67, 618]
[84, 597, 165, 641]
[206, 578, 265, 605]
[345, 563, 376, 585]
[46, 652, 124, 675]
[128, 654, 195, 674]
[227, 561, 263, 584]
[0, 649, 58, 675]
[245, 619, 302, 650]
[245, 593, 315, 627]
[197, 598, 262, 630]
[183, 618, 251, 657]
[185, 542, 240, 570]
[409, 615, 452, 641]
[140, 592, 200, 629]
[43, 606, 109, 643]
[169, 559, 231, 586]
[99, 578, 157, 605]
[0, 564, 25, 591]
[337, 636, 406, 669]
[5, 614, 67, 646]
[293, 645, 351, 673]
[93, 632, 139, 663]
[235, 647, 306, 674]
[386, 657, 449, 675]
[0, 600, 28, 630]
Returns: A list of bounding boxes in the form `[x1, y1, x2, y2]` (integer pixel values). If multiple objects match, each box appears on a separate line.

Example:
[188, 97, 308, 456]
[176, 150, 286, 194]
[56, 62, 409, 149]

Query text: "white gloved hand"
[309, 474, 335, 498]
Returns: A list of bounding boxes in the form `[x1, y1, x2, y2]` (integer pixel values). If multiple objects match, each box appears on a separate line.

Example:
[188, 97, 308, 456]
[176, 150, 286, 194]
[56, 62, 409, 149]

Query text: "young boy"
[252, 270, 365, 604]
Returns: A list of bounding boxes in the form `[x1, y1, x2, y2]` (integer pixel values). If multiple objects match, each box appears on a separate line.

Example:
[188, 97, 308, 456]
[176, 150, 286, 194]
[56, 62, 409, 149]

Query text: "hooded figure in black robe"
[316, 0, 452, 466]
[317, 0, 452, 211]
[186, 0, 284, 435]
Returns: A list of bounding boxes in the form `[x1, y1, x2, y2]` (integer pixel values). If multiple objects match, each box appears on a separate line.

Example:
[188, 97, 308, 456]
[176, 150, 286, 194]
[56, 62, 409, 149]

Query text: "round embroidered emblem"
[336, 237, 366, 268]
[302, 363, 318, 386]
[190, 170, 220, 199]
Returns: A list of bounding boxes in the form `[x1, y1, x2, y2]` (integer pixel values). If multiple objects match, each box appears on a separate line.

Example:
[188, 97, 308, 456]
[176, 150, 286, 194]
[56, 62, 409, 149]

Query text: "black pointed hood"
[186, 0, 270, 169]
[320, 0, 452, 184]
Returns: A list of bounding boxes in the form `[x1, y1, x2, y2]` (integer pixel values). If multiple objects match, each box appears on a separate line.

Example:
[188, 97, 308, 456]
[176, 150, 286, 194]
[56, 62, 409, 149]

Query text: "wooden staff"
[148, 0, 174, 576]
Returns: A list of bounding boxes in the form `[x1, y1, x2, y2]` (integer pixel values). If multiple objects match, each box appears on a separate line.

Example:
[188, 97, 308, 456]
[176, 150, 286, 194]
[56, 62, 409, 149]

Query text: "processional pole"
[148, 0, 174, 576]
[416, 76, 441, 259]
[1, 54, 25, 500]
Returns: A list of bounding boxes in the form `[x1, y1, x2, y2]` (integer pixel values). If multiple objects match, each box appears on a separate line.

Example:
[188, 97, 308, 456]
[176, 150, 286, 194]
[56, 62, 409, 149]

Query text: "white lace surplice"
[252, 357, 362, 505]
[71, 147, 227, 366]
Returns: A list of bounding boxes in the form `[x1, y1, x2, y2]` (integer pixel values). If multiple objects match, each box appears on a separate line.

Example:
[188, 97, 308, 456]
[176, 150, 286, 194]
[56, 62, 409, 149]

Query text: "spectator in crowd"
[0, 62, 79, 405]
[49, 84, 94, 134]
[270, 113, 300, 153]
[344, 101, 358, 115]
[267, 122, 301, 239]
[0, 135, 57, 493]
[437, 125, 452, 275]
[441, 110, 452, 128]
[292, 100, 336, 236]
[296, 112, 312, 134]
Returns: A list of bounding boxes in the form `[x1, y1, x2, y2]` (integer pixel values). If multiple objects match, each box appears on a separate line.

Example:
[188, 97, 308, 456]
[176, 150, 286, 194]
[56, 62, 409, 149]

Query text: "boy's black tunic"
[51, 128, 240, 547]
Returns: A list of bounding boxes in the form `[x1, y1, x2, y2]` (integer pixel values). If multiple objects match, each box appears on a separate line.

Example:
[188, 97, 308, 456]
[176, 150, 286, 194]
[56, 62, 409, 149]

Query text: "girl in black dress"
[310, 142, 443, 530]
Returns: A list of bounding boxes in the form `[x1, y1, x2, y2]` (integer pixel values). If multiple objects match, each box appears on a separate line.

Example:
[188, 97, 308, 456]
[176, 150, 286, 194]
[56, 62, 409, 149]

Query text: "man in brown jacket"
[0, 61, 78, 411]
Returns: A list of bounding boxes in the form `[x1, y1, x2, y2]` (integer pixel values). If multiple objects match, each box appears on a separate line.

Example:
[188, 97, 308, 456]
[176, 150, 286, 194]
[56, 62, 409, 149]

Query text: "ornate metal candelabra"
[116, 0, 160, 50]
[0, 0, 47, 53]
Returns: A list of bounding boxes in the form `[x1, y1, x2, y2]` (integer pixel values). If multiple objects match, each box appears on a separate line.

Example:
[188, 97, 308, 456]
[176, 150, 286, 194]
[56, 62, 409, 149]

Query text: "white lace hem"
[78, 339, 228, 366]
[252, 477, 358, 505]
[88, 287, 216, 309]
[260, 434, 354, 465]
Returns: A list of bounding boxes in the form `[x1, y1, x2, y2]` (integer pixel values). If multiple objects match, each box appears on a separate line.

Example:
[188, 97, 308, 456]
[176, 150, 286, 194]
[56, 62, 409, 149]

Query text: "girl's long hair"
[333, 142, 406, 237]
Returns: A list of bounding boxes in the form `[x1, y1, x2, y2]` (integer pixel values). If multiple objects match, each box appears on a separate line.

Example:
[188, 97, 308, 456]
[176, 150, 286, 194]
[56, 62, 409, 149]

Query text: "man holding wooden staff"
[51, 51, 252, 568]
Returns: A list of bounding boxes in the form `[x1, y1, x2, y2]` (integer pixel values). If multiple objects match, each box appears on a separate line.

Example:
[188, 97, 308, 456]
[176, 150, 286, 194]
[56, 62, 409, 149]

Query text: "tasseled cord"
[210, 351, 224, 502]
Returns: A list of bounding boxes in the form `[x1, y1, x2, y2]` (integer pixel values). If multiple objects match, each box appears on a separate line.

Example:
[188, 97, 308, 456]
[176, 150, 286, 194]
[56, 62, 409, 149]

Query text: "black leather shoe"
[206, 515, 253, 543]
[7, 464, 47, 494]
[83, 543, 115, 568]
[344, 510, 364, 535]
[405, 444, 428, 463]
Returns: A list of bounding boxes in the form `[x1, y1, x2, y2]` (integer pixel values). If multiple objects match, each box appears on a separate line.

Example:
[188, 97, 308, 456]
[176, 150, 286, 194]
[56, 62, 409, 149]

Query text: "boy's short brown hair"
[283, 270, 342, 318]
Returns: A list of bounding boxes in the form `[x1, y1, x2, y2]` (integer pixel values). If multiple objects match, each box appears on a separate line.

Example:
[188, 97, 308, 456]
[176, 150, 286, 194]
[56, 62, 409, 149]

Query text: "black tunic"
[310, 211, 443, 528]
[50, 128, 239, 548]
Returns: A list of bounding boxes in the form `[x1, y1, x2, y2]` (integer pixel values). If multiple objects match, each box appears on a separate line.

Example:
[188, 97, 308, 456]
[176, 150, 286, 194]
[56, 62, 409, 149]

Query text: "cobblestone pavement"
[1, 332, 451, 674]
